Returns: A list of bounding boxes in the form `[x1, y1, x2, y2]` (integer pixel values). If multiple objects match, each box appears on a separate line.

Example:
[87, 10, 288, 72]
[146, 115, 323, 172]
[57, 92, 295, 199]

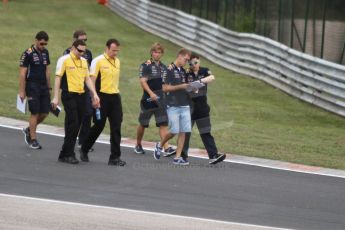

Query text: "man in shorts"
[19, 31, 51, 149]
[153, 48, 192, 165]
[135, 43, 175, 156]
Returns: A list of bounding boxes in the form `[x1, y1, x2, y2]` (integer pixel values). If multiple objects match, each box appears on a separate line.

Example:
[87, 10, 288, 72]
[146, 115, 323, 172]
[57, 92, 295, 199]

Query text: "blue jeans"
[167, 106, 191, 134]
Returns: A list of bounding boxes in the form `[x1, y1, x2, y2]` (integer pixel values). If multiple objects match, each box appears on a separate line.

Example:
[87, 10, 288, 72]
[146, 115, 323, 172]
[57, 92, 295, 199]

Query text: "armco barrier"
[107, 0, 345, 117]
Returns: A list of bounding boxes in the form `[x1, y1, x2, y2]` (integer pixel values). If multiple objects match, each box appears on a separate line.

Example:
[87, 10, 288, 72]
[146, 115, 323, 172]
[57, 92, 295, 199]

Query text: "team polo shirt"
[186, 67, 211, 104]
[90, 53, 120, 94]
[163, 63, 189, 107]
[19, 45, 50, 85]
[55, 52, 89, 93]
[139, 59, 167, 100]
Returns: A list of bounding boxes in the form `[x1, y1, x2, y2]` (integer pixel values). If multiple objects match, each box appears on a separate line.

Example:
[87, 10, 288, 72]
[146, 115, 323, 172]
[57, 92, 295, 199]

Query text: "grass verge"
[0, 0, 344, 169]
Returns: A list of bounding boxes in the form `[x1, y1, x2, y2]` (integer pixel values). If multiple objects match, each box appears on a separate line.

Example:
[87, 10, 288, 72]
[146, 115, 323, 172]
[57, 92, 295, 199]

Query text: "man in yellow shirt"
[51, 39, 100, 164]
[79, 38, 126, 166]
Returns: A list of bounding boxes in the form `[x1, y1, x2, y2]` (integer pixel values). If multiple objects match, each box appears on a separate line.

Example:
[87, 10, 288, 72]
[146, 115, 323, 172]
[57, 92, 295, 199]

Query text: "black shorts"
[138, 100, 168, 128]
[26, 82, 50, 114]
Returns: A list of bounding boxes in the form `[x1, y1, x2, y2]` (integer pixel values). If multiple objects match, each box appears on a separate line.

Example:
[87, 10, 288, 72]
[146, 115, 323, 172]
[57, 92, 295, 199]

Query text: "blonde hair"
[150, 42, 164, 54]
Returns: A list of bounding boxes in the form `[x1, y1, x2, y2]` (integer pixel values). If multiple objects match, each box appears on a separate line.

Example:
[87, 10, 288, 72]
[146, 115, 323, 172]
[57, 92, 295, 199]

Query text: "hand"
[92, 94, 100, 108]
[149, 93, 158, 102]
[51, 97, 59, 110]
[19, 91, 26, 102]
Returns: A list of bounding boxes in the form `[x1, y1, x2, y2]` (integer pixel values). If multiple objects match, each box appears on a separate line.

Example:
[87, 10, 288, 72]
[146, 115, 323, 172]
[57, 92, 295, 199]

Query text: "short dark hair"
[35, 31, 49, 41]
[106, 38, 120, 48]
[72, 39, 86, 48]
[190, 53, 200, 60]
[177, 48, 191, 57]
[73, 30, 86, 39]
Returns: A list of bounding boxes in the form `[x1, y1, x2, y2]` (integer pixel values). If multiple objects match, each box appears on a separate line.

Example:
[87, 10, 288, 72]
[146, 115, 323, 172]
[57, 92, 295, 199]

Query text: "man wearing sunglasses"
[51, 39, 100, 164]
[183, 54, 226, 164]
[19, 31, 51, 149]
[63, 30, 93, 151]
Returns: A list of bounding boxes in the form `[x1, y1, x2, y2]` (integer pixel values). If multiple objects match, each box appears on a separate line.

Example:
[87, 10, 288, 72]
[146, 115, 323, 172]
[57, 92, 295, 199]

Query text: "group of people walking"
[19, 30, 226, 166]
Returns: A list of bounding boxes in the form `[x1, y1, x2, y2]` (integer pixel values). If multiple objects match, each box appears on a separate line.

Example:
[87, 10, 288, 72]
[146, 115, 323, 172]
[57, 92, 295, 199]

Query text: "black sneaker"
[29, 139, 42, 149]
[58, 156, 79, 164]
[108, 158, 126, 166]
[79, 148, 89, 162]
[22, 127, 31, 145]
[134, 144, 145, 154]
[209, 153, 226, 165]
[163, 147, 176, 157]
[77, 144, 94, 152]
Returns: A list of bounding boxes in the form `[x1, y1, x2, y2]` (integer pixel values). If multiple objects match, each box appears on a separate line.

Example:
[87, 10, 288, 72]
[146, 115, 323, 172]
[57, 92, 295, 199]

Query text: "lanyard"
[70, 54, 83, 68]
[104, 55, 117, 68]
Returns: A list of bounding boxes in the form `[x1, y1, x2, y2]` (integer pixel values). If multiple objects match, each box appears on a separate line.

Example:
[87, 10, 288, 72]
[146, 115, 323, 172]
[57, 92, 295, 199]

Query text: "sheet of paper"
[186, 81, 205, 92]
[16, 94, 26, 114]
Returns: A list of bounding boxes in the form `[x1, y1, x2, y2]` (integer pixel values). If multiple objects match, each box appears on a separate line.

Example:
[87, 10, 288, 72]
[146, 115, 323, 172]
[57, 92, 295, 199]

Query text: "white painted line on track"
[1, 124, 345, 179]
[0, 193, 291, 230]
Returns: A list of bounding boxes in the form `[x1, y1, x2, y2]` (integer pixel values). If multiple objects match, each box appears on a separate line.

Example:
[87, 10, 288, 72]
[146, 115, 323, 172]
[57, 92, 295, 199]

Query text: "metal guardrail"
[107, 0, 345, 117]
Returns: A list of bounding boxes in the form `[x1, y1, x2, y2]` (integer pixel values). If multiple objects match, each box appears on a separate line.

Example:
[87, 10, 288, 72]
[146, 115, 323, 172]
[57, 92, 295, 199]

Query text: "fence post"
[320, 0, 328, 59]
[290, 0, 295, 48]
[302, 0, 310, 52]
[340, 36, 345, 64]
[278, 0, 282, 42]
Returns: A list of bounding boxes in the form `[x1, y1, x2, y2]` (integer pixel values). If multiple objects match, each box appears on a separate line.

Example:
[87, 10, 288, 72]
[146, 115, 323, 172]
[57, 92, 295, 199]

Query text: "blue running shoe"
[163, 147, 176, 157]
[153, 142, 162, 160]
[173, 157, 189, 166]
[22, 127, 31, 145]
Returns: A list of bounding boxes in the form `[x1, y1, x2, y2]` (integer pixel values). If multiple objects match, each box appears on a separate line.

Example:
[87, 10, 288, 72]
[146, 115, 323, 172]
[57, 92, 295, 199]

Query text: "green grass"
[1, 0, 345, 169]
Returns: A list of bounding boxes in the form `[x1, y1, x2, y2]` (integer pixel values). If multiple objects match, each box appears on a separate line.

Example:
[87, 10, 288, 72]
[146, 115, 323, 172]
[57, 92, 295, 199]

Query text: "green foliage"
[234, 7, 256, 32]
[0, 0, 345, 169]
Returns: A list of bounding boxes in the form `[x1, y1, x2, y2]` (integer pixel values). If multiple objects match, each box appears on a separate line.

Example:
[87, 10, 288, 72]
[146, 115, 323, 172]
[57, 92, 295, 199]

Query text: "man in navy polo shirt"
[134, 42, 176, 156]
[63, 30, 93, 150]
[183, 54, 226, 164]
[153, 48, 192, 165]
[19, 31, 51, 149]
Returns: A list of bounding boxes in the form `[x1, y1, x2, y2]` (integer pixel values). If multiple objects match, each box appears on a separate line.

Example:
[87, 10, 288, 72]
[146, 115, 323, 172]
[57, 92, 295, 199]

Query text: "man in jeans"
[134, 42, 175, 156]
[153, 48, 192, 165]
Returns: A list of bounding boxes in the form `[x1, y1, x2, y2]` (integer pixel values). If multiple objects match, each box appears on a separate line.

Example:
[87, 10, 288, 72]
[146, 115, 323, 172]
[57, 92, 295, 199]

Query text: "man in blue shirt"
[153, 48, 192, 165]
[19, 31, 51, 149]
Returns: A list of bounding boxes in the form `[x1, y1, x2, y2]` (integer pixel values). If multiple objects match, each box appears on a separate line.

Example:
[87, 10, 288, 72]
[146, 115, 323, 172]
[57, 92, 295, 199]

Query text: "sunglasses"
[189, 60, 200, 66]
[76, 48, 85, 53]
[39, 42, 48, 46]
[81, 39, 87, 42]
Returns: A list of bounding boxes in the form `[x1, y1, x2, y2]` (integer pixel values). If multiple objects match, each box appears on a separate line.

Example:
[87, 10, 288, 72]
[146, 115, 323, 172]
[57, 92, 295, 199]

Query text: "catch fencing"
[107, 0, 345, 117]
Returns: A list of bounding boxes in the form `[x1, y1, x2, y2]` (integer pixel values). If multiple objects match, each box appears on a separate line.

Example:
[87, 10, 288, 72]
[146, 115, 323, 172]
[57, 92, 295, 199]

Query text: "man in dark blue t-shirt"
[153, 48, 192, 165]
[63, 30, 93, 150]
[19, 31, 51, 149]
[183, 54, 226, 165]
[135, 43, 176, 156]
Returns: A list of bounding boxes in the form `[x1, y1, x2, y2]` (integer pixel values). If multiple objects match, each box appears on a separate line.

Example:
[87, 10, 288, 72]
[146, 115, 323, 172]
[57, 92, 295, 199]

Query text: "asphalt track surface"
[0, 126, 344, 229]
